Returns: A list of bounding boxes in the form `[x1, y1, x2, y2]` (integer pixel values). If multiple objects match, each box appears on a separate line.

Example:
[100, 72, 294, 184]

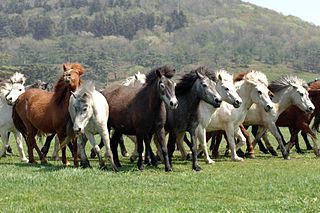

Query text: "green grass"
[1, 129, 320, 212]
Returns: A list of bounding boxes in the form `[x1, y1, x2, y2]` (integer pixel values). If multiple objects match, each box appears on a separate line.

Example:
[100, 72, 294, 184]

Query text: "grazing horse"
[176, 69, 243, 164]
[193, 71, 274, 161]
[165, 67, 223, 171]
[69, 82, 117, 171]
[103, 66, 178, 171]
[0, 73, 28, 162]
[12, 63, 84, 165]
[242, 75, 315, 159]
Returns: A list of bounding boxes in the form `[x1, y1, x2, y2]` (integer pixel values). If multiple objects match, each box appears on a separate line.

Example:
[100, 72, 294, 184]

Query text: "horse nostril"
[309, 107, 314, 111]
[267, 105, 272, 109]
[215, 98, 222, 103]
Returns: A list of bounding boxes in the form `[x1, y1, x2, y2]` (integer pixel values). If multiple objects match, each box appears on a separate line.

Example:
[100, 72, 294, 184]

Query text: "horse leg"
[41, 134, 56, 157]
[136, 135, 144, 171]
[155, 128, 171, 172]
[211, 131, 223, 158]
[77, 134, 91, 168]
[300, 124, 320, 157]
[294, 134, 304, 154]
[57, 134, 69, 166]
[144, 134, 157, 167]
[301, 131, 313, 150]
[119, 136, 129, 157]
[128, 135, 140, 162]
[178, 134, 191, 160]
[261, 133, 278, 156]
[225, 125, 243, 161]
[251, 125, 269, 154]
[167, 132, 176, 169]
[90, 138, 104, 158]
[101, 127, 118, 172]
[196, 125, 214, 164]
[71, 136, 78, 167]
[240, 125, 255, 158]
[14, 132, 28, 162]
[52, 136, 60, 161]
[267, 123, 289, 160]
[87, 133, 105, 169]
[187, 130, 201, 171]
[0, 130, 10, 158]
[26, 129, 38, 164]
[110, 131, 122, 168]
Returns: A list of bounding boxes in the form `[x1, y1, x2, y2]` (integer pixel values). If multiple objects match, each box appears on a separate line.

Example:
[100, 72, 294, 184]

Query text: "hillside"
[0, 0, 319, 85]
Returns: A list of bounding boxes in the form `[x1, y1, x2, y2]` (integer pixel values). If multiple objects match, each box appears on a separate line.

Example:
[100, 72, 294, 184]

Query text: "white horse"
[0, 73, 28, 162]
[68, 82, 118, 171]
[244, 75, 316, 158]
[178, 70, 274, 162]
[122, 71, 146, 86]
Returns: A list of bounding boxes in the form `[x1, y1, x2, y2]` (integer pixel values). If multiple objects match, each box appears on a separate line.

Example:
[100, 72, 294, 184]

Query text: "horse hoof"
[41, 160, 48, 165]
[165, 167, 173, 172]
[236, 149, 245, 157]
[90, 151, 96, 159]
[224, 150, 231, 157]
[186, 153, 192, 161]
[193, 165, 202, 172]
[232, 156, 243, 162]
[296, 149, 305, 155]
[206, 159, 215, 164]
[99, 165, 107, 170]
[245, 153, 256, 159]
[21, 158, 29, 163]
[5, 151, 14, 156]
[268, 148, 278, 156]
[130, 157, 135, 163]
[121, 151, 129, 157]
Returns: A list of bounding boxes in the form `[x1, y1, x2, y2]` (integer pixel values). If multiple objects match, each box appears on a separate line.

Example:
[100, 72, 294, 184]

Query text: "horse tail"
[12, 101, 27, 139]
[312, 113, 320, 133]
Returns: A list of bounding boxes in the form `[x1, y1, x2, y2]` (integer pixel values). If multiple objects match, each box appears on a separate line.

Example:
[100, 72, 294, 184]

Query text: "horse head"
[155, 66, 178, 110]
[242, 70, 274, 112]
[194, 68, 222, 108]
[5, 72, 26, 105]
[63, 63, 85, 91]
[212, 69, 242, 108]
[70, 82, 95, 134]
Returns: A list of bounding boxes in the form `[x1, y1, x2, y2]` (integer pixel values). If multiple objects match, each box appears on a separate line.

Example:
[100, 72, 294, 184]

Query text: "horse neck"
[271, 88, 294, 116]
[142, 81, 163, 113]
[237, 82, 254, 112]
[178, 85, 201, 113]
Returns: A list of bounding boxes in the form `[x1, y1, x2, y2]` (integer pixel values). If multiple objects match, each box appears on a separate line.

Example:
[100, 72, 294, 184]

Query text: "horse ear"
[63, 64, 68, 72]
[135, 74, 139, 79]
[78, 67, 85, 76]
[218, 74, 222, 81]
[71, 91, 77, 99]
[156, 69, 162, 78]
[196, 70, 205, 79]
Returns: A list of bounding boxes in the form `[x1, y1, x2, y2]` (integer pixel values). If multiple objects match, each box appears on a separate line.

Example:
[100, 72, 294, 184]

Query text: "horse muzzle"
[232, 99, 242, 108]
[169, 98, 178, 110]
[264, 104, 273, 112]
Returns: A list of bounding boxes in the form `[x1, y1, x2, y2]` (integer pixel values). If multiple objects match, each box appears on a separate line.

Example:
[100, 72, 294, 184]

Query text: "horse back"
[14, 89, 68, 133]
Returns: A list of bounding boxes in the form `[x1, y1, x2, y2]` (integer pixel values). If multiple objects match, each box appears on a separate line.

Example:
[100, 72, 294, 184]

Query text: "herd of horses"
[1, 62, 320, 172]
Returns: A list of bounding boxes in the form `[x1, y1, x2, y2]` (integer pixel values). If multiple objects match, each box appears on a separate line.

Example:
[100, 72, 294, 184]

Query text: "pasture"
[1, 129, 320, 212]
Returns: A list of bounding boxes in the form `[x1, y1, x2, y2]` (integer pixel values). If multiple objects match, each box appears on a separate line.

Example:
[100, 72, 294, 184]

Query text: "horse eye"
[258, 90, 262, 95]
[19, 89, 22, 91]
[300, 92, 304, 97]
[224, 87, 229, 92]
[202, 83, 207, 88]
[159, 83, 165, 89]
[83, 108, 87, 112]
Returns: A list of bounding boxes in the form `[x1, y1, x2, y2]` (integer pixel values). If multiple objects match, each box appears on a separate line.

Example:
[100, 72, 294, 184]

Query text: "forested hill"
[0, 0, 320, 85]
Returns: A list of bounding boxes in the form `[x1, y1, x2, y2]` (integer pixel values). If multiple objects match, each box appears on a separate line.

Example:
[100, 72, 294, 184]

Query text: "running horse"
[12, 63, 84, 165]
[103, 66, 178, 171]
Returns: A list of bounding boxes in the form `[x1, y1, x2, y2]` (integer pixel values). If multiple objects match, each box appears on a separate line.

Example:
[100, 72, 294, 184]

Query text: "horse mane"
[308, 79, 320, 90]
[53, 76, 69, 105]
[74, 81, 95, 98]
[63, 63, 85, 75]
[175, 66, 211, 95]
[10, 72, 26, 85]
[269, 75, 307, 93]
[215, 69, 233, 82]
[145, 65, 175, 85]
[234, 70, 268, 87]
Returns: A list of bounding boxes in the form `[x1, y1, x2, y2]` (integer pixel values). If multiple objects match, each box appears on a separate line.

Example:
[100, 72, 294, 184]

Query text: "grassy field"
[0, 128, 320, 212]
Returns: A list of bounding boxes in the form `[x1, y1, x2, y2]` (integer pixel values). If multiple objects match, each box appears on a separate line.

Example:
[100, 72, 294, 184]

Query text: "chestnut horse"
[12, 63, 84, 165]
[103, 66, 178, 171]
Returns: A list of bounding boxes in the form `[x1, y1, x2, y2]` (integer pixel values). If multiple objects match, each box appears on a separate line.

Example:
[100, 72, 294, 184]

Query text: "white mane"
[216, 69, 233, 82]
[244, 70, 269, 86]
[10, 72, 26, 85]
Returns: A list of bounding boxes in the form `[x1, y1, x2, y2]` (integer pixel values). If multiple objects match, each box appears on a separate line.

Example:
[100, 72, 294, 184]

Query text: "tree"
[28, 15, 55, 40]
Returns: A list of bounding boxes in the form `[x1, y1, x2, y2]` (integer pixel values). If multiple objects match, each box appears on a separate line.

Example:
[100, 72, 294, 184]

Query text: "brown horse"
[12, 63, 84, 165]
[102, 66, 178, 171]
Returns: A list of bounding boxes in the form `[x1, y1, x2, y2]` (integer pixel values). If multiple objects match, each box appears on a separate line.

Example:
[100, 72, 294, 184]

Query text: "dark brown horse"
[102, 66, 177, 171]
[12, 63, 84, 165]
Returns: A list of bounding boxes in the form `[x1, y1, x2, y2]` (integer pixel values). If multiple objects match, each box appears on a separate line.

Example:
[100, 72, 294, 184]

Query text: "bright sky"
[243, 0, 320, 26]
